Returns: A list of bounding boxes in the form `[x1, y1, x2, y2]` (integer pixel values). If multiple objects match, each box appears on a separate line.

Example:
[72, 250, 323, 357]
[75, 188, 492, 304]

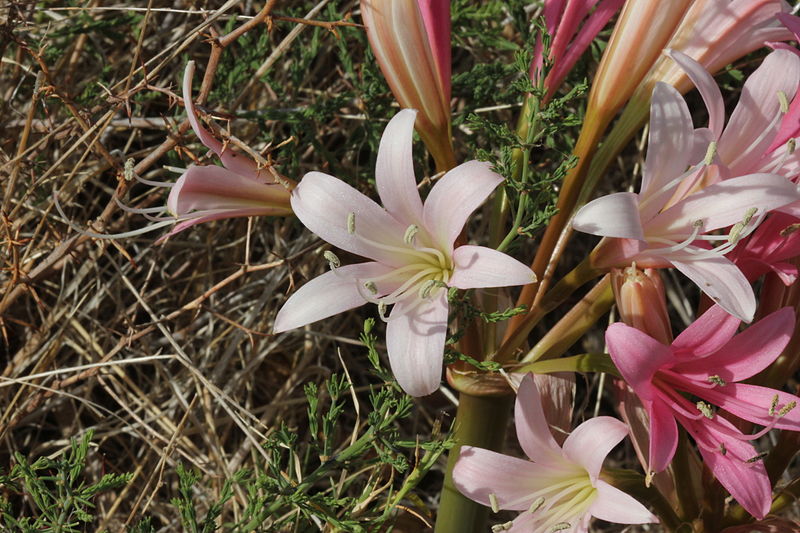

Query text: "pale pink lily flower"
[573, 63, 800, 321]
[361, 0, 456, 172]
[453, 374, 657, 532]
[531, 0, 625, 102]
[588, 2, 797, 201]
[766, 13, 800, 152]
[273, 110, 534, 396]
[664, 48, 800, 191]
[162, 62, 293, 237]
[606, 305, 800, 519]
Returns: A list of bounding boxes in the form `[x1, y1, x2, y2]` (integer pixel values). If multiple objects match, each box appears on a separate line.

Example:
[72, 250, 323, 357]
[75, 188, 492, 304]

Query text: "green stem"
[672, 431, 700, 522]
[521, 275, 613, 363]
[765, 430, 800, 487]
[514, 352, 619, 376]
[434, 393, 513, 533]
[494, 257, 603, 363]
[485, 95, 540, 357]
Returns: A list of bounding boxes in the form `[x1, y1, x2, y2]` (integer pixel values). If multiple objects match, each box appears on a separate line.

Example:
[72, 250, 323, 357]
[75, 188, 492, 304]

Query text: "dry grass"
[0, 0, 455, 529]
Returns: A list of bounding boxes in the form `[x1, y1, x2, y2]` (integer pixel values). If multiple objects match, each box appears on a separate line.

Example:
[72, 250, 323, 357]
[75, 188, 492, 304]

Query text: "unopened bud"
[611, 266, 671, 344]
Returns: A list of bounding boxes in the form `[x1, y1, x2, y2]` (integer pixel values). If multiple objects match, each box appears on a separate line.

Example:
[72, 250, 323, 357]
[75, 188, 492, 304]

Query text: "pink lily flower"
[361, 0, 456, 172]
[573, 57, 800, 320]
[531, 0, 625, 102]
[273, 110, 534, 396]
[453, 374, 657, 532]
[606, 305, 800, 519]
[162, 62, 293, 237]
[729, 212, 800, 285]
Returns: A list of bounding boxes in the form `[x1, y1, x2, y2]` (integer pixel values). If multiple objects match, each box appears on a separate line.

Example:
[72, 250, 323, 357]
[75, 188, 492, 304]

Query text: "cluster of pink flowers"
[147, 0, 800, 530]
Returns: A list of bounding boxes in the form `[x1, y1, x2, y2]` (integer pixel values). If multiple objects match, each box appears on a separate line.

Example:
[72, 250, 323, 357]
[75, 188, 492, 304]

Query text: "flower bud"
[361, 0, 456, 172]
[611, 266, 672, 344]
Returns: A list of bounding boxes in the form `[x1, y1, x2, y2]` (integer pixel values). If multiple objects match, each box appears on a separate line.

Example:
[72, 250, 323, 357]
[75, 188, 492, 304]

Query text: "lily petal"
[274, 262, 395, 333]
[168, 165, 291, 216]
[702, 384, 800, 431]
[182, 62, 264, 180]
[449, 245, 535, 289]
[453, 446, 542, 512]
[671, 304, 740, 358]
[647, 173, 800, 236]
[423, 161, 503, 250]
[671, 256, 755, 322]
[688, 415, 771, 520]
[375, 109, 424, 226]
[648, 399, 679, 473]
[719, 49, 800, 173]
[386, 290, 448, 396]
[589, 480, 658, 525]
[606, 323, 673, 399]
[641, 82, 695, 199]
[673, 307, 793, 381]
[290, 172, 408, 265]
[572, 192, 645, 240]
[667, 50, 725, 138]
[562, 416, 628, 481]
[514, 374, 562, 463]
